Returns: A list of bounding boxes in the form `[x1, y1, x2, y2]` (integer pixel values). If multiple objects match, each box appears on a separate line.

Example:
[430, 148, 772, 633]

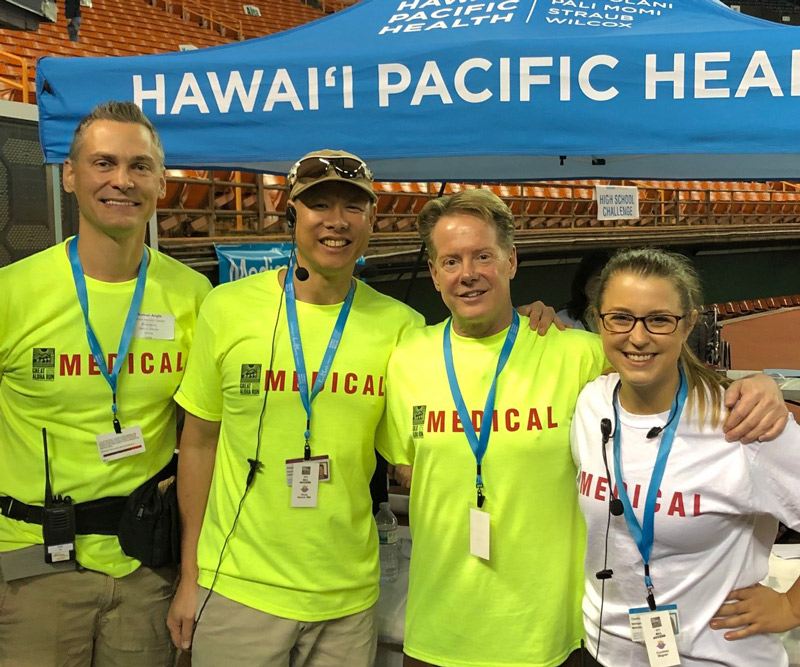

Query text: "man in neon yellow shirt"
[377, 189, 788, 667]
[168, 151, 425, 666]
[0, 102, 211, 666]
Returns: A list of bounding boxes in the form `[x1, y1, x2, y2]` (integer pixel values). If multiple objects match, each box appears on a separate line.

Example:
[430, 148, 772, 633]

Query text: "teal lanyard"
[68, 237, 147, 433]
[612, 366, 688, 610]
[442, 311, 519, 508]
[285, 257, 355, 459]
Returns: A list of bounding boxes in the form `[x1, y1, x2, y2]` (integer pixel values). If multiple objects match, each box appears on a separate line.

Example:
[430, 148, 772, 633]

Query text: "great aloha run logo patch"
[413, 405, 427, 438]
[32, 348, 55, 381]
[240, 363, 262, 395]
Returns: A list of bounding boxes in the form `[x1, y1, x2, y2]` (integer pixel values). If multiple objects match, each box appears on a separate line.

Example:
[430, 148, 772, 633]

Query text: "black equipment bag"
[117, 456, 180, 568]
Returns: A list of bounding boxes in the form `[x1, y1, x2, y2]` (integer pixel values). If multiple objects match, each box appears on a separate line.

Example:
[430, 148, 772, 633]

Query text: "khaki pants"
[0, 564, 176, 667]
[191, 588, 377, 667]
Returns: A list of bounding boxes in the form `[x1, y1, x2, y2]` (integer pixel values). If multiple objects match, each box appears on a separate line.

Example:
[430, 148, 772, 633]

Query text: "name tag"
[134, 314, 175, 340]
[285, 455, 330, 485]
[628, 604, 680, 643]
[469, 507, 490, 560]
[629, 607, 681, 667]
[290, 461, 319, 508]
[96, 426, 146, 462]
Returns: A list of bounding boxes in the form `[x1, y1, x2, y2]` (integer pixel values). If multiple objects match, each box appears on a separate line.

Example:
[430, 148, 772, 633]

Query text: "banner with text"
[215, 243, 294, 284]
[36, 0, 800, 180]
[215, 243, 366, 283]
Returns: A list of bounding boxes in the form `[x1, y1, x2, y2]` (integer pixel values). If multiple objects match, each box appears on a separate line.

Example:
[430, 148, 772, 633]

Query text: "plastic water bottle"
[375, 501, 399, 583]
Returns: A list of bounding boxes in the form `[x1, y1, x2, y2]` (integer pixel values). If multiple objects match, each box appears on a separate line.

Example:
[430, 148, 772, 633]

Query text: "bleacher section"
[709, 294, 800, 320]
[155, 174, 800, 238]
[0, 0, 327, 102]
[147, 0, 326, 39]
[723, 0, 800, 25]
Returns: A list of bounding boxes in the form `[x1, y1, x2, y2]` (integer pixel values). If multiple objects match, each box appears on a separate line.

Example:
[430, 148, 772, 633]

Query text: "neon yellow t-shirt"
[377, 321, 606, 667]
[0, 239, 211, 577]
[175, 269, 424, 621]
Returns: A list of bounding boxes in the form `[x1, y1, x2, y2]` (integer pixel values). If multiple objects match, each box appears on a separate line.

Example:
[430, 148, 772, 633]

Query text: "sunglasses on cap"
[288, 155, 374, 188]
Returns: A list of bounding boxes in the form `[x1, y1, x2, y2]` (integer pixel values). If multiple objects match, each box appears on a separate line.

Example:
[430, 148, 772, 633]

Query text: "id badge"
[134, 313, 175, 340]
[628, 608, 681, 667]
[628, 604, 680, 643]
[290, 461, 319, 508]
[469, 508, 490, 561]
[285, 455, 330, 485]
[96, 426, 146, 462]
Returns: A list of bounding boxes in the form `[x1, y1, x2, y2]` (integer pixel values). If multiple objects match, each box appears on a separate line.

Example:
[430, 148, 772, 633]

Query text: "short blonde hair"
[417, 189, 514, 258]
[69, 101, 164, 167]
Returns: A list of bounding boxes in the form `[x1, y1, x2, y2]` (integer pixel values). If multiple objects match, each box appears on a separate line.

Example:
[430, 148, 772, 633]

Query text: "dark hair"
[69, 101, 164, 167]
[591, 248, 730, 427]
[563, 250, 611, 327]
[416, 189, 514, 258]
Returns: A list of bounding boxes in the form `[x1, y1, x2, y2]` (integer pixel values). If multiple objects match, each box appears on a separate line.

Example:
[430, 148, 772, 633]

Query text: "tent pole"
[149, 213, 159, 251]
[47, 164, 63, 244]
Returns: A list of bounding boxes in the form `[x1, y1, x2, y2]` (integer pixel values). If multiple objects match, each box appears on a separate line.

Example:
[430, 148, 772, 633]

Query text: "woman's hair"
[563, 250, 611, 327]
[591, 248, 731, 428]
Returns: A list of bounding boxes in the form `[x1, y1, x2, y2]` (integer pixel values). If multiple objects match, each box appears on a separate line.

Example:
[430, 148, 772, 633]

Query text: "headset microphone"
[646, 426, 664, 439]
[286, 204, 297, 228]
[285, 204, 308, 281]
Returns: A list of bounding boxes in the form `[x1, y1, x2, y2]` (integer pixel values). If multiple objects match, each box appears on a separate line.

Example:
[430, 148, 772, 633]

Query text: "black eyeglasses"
[598, 312, 684, 335]
[288, 156, 373, 189]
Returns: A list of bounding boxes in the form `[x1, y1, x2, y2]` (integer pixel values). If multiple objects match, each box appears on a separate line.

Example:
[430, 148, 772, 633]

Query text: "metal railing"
[0, 50, 32, 104]
[148, 0, 244, 39]
[156, 173, 800, 239]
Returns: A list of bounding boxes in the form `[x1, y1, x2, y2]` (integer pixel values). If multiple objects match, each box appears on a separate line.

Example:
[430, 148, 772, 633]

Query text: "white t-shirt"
[571, 373, 800, 667]
[555, 308, 587, 331]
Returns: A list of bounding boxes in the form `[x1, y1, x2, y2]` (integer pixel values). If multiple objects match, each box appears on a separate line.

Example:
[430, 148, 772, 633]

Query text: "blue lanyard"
[68, 237, 148, 433]
[285, 257, 355, 459]
[612, 365, 688, 610]
[443, 310, 519, 508]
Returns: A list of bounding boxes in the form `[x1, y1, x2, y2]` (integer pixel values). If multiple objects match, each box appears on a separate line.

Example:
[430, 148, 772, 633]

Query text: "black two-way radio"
[41, 428, 76, 564]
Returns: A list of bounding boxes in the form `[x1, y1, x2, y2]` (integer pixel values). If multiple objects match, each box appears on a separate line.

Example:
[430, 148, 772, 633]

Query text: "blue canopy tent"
[36, 0, 800, 181]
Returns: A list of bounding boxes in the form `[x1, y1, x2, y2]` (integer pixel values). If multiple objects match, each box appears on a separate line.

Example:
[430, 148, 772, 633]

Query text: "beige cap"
[287, 149, 377, 202]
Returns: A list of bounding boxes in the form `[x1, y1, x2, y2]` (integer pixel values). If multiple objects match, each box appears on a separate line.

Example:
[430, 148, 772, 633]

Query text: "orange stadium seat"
[524, 186, 548, 229]
[709, 191, 733, 222]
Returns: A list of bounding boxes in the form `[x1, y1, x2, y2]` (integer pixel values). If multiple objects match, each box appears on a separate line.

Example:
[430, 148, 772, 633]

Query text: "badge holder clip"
[476, 465, 485, 508]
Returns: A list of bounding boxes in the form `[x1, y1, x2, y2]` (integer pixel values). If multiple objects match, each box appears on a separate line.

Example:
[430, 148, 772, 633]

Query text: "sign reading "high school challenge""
[595, 185, 639, 220]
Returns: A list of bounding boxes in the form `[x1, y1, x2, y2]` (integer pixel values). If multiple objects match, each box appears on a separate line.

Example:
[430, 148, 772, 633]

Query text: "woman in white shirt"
[570, 248, 800, 667]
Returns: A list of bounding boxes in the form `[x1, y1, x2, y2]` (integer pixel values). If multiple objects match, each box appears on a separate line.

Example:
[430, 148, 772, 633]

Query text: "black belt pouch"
[117, 457, 180, 568]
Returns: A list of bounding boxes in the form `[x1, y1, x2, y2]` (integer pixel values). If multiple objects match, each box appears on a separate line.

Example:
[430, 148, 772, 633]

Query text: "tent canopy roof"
[36, 0, 800, 180]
